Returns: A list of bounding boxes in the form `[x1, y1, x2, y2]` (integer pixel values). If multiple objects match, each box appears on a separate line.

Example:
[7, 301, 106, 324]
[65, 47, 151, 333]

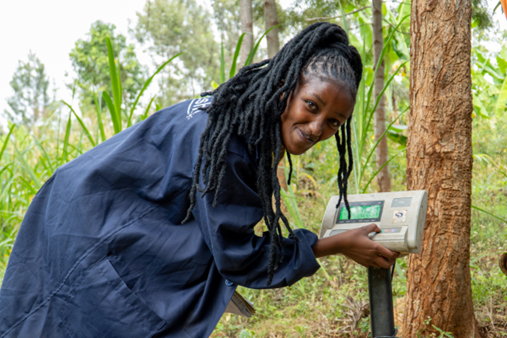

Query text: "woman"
[0, 23, 397, 337]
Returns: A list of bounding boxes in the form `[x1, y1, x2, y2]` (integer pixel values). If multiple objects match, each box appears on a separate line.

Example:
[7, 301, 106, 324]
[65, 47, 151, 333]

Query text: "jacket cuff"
[284, 229, 321, 286]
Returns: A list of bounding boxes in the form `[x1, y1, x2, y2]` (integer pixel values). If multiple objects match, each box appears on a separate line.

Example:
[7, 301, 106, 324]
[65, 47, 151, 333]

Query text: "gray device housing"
[319, 190, 428, 254]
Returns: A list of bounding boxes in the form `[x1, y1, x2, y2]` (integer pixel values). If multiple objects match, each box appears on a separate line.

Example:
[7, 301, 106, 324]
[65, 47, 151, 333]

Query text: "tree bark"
[264, 0, 280, 58]
[372, 0, 391, 193]
[403, 1, 482, 337]
[240, 0, 254, 64]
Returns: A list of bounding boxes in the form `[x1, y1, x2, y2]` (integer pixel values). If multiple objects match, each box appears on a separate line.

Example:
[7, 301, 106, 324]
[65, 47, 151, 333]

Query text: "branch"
[305, 6, 370, 22]
[383, 19, 410, 36]
[359, 20, 410, 36]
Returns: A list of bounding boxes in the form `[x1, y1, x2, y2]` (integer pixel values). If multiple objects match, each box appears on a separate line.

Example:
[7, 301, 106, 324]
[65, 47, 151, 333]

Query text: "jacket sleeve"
[192, 150, 320, 289]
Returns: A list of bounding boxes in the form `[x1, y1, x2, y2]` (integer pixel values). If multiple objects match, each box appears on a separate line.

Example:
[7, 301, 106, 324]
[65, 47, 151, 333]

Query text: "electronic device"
[319, 190, 428, 255]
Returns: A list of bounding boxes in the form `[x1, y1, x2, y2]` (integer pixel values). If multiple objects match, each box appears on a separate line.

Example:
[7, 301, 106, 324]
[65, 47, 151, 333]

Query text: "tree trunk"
[264, 0, 280, 58]
[372, 0, 391, 193]
[403, 1, 482, 337]
[240, 0, 254, 64]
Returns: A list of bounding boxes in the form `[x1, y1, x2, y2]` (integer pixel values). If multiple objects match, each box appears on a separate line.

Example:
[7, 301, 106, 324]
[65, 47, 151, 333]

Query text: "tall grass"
[0, 42, 180, 281]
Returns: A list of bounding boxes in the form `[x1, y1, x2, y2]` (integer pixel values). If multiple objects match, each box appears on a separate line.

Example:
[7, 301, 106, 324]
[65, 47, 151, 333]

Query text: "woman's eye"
[330, 119, 340, 128]
[306, 100, 317, 111]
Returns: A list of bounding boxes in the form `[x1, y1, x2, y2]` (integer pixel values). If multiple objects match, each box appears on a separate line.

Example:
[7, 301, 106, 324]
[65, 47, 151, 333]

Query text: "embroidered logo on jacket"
[186, 96, 213, 119]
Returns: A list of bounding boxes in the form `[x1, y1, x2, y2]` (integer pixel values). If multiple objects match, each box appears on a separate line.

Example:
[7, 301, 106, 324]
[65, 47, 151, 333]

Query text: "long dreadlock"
[183, 22, 363, 285]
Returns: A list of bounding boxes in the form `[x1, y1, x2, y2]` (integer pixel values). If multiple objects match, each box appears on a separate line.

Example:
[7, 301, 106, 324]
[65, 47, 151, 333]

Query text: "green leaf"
[15, 147, 42, 189]
[93, 91, 106, 143]
[472, 205, 507, 224]
[103, 91, 121, 134]
[279, 160, 305, 229]
[280, 186, 305, 229]
[495, 73, 507, 115]
[32, 135, 55, 174]
[389, 124, 408, 132]
[244, 25, 280, 67]
[18, 173, 38, 194]
[497, 56, 507, 74]
[220, 40, 225, 84]
[362, 148, 406, 193]
[386, 130, 407, 147]
[230, 33, 245, 79]
[473, 96, 490, 118]
[141, 96, 156, 121]
[62, 101, 96, 147]
[363, 17, 410, 141]
[105, 37, 122, 131]
[117, 61, 122, 112]
[397, 1, 411, 25]
[0, 124, 15, 164]
[361, 61, 408, 154]
[127, 53, 182, 127]
[359, 75, 409, 183]
[338, 1, 349, 34]
[62, 111, 72, 164]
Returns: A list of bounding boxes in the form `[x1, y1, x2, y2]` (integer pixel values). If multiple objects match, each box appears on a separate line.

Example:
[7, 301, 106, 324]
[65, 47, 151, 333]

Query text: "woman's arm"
[312, 223, 399, 269]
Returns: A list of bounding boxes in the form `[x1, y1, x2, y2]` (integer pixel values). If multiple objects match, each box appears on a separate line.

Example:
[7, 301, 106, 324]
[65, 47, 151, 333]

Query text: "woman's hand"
[312, 224, 399, 269]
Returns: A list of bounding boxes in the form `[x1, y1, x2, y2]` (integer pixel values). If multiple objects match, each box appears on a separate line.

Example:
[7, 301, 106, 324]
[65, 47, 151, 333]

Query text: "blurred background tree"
[5, 51, 52, 126]
[69, 20, 146, 109]
[472, 0, 493, 29]
[134, 0, 218, 106]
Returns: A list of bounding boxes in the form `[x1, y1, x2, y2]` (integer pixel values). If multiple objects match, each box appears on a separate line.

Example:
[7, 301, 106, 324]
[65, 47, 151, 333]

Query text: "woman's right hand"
[312, 223, 399, 269]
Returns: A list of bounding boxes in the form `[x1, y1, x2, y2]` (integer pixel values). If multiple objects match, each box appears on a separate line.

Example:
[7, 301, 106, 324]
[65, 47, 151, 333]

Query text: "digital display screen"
[339, 205, 381, 220]
[336, 201, 384, 224]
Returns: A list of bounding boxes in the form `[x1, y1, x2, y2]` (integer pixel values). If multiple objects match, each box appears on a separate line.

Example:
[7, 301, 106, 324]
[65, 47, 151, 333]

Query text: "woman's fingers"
[375, 255, 396, 269]
[330, 224, 400, 269]
[363, 223, 382, 234]
[375, 243, 400, 260]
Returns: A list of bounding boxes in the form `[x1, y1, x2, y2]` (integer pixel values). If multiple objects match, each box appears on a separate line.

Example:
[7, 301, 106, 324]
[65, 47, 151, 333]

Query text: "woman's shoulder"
[154, 96, 213, 122]
[146, 97, 257, 168]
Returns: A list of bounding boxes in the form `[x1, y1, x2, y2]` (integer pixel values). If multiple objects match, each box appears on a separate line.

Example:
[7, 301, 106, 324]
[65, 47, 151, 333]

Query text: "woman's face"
[280, 75, 355, 155]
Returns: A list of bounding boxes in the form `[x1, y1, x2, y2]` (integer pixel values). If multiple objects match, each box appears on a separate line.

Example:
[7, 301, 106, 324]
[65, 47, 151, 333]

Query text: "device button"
[391, 197, 412, 208]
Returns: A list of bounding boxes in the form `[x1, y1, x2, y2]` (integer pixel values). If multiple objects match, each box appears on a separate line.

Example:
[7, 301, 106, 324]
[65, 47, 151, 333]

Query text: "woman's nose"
[308, 118, 324, 138]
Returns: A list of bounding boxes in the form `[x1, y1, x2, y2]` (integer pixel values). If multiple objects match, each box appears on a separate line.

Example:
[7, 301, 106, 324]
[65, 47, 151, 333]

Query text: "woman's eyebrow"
[336, 111, 349, 120]
[310, 93, 325, 106]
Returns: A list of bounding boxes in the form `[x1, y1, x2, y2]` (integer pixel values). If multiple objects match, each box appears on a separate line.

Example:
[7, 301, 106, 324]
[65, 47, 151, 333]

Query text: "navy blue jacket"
[0, 98, 320, 337]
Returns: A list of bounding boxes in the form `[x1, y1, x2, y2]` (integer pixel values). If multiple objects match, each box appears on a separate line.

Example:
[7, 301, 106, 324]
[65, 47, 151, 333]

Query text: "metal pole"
[368, 266, 396, 337]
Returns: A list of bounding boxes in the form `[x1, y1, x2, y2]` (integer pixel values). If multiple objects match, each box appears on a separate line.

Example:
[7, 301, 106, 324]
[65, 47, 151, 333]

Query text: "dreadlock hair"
[183, 22, 363, 285]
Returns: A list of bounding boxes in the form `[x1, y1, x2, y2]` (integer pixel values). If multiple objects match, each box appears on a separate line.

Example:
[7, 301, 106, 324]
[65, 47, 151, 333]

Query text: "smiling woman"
[0, 22, 398, 338]
[281, 76, 355, 155]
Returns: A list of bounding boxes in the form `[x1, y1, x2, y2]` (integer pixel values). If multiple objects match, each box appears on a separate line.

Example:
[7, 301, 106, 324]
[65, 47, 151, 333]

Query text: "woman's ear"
[280, 90, 293, 106]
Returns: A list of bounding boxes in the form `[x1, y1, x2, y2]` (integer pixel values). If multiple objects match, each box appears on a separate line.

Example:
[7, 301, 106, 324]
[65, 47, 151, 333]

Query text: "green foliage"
[281, 0, 368, 31]
[471, 0, 493, 30]
[337, 5, 410, 194]
[134, 0, 218, 105]
[214, 26, 278, 88]
[472, 42, 507, 165]
[212, 0, 241, 48]
[69, 21, 146, 108]
[72, 38, 180, 140]
[5, 52, 52, 126]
